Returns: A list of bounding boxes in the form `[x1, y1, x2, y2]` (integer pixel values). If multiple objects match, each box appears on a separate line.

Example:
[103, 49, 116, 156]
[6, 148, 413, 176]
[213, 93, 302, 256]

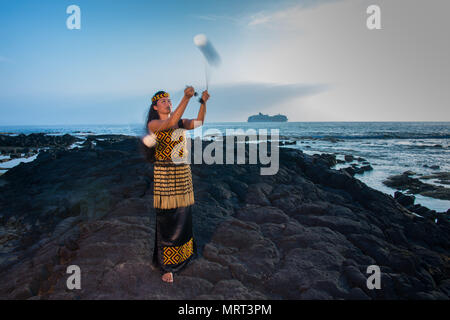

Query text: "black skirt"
[152, 205, 197, 273]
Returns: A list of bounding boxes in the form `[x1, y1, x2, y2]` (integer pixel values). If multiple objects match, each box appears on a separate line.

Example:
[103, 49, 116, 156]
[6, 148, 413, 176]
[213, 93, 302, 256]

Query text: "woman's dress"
[152, 120, 196, 273]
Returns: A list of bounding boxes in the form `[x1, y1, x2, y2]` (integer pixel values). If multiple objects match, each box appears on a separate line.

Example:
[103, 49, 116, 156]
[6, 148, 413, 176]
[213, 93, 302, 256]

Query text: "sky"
[0, 0, 449, 125]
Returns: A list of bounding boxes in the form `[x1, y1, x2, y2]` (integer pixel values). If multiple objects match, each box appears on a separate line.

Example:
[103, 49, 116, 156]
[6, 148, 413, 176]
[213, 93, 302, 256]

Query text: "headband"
[152, 91, 170, 103]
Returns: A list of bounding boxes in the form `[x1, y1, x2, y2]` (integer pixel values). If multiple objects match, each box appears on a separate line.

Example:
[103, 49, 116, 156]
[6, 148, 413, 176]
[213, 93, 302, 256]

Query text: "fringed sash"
[153, 160, 195, 209]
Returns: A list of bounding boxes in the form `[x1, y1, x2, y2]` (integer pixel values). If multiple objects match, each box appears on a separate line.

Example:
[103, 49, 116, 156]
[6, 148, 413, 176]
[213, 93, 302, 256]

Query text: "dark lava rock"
[344, 155, 354, 162]
[0, 135, 448, 300]
[394, 191, 415, 207]
[342, 167, 355, 177]
[0, 133, 82, 149]
[420, 172, 450, 186]
[343, 164, 372, 176]
[314, 154, 336, 168]
[384, 173, 450, 201]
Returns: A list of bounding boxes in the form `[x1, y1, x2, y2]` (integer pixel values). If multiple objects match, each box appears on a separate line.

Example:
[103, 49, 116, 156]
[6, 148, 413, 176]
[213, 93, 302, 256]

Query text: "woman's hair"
[139, 91, 165, 163]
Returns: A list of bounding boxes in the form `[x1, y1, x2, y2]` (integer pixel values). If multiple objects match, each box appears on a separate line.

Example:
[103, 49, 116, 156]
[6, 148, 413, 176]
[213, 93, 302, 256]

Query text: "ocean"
[1, 122, 449, 212]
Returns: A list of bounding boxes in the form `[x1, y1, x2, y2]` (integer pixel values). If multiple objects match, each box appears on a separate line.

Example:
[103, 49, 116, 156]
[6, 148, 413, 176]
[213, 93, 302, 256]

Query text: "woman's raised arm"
[183, 90, 210, 130]
[147, 87, 195, 132]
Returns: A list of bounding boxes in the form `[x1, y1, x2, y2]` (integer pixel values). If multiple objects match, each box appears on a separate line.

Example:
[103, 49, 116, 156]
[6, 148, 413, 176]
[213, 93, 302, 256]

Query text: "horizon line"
[1, 120, 450, 127]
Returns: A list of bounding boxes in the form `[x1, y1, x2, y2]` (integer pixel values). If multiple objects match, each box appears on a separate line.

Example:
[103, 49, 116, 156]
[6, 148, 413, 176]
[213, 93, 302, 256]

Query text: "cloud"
[247, 14, 271, 26]
[176, 81, 330, 122]
[246, 0, 341, 28]
[193, 1, 339, 28]
[235, 0, 450, 121]
[193, 15, 218, 21]
[191, 14, 240, 23]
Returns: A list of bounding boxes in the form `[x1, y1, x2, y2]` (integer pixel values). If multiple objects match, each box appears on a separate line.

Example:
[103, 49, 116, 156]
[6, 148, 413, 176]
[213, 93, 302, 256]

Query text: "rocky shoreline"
[0, 134, 449, 300]
[383, 171, 450, 201]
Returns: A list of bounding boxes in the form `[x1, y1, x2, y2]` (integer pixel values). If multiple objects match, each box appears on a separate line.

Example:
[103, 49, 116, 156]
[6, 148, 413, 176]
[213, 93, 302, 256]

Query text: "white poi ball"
[142, 133, 157, 148]
[193, 34, 207, 47]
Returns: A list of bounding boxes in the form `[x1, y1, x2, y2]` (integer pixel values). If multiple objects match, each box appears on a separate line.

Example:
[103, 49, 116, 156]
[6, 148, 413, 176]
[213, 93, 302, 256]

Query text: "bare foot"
[162, 272, 173, 283]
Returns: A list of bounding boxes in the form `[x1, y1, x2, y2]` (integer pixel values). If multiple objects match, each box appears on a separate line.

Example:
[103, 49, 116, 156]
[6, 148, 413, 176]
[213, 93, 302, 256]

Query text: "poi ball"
[193, 33, 221, 67]
[193, 34, 207, 47]
[142, 133, 157, 148]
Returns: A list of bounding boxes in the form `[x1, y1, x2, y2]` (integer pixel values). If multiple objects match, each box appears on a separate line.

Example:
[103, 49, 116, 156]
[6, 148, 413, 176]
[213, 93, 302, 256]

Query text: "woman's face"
[154, 97, 172, 115]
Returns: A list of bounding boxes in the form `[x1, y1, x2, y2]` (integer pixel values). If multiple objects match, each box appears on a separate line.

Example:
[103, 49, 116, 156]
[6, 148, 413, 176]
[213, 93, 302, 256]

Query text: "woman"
[145, 86, 209, 283]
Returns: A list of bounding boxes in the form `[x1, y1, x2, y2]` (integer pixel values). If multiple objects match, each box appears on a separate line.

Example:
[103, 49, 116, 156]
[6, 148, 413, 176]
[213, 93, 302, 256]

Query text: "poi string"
[204, 59, 209, 91]
[194, 33, 220, 92]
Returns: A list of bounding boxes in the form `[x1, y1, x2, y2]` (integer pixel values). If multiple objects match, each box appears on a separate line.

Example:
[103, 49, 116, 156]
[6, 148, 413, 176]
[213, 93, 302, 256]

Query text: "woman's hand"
[201, 90, 210, 103]
[184, 86, 195, 99]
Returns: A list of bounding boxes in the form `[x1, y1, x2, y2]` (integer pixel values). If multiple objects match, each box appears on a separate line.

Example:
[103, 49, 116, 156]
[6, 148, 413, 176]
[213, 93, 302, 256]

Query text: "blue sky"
[1, 0, 449, 125]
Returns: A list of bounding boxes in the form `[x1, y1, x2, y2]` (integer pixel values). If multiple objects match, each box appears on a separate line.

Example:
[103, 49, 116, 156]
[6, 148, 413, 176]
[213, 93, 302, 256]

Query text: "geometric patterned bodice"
[155, 128, 187, 161]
